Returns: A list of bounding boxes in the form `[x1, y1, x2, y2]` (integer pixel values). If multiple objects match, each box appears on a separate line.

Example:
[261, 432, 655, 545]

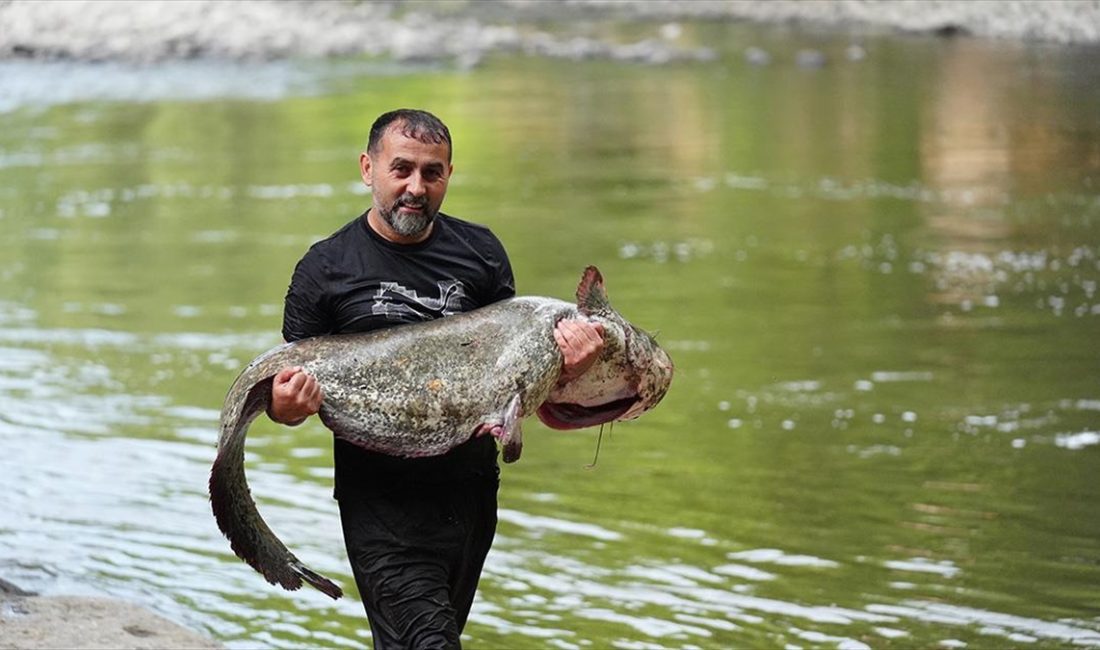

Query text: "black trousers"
[337, 476, 499, 650]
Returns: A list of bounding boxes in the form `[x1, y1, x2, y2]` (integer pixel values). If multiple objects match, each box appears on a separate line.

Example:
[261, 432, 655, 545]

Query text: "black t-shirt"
[282, 212, 515, 495]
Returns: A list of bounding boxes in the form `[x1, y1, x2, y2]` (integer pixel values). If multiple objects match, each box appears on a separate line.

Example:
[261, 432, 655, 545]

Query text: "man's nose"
[406, 172, 426, 197]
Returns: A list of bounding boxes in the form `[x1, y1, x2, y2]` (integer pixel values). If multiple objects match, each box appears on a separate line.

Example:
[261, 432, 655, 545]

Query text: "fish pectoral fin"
[499, 393, 523, 464]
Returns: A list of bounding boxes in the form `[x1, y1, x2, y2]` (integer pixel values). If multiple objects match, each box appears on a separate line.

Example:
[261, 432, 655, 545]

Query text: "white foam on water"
[777, 380, 822, 392]
[874, 626, 910, 639]
[667, 527, 707, 539]
[1054, 431, 1100, 450]
[577, 607, 711, 639]
[883, 557, 961, 578]
[247, 183, 336, 199]
[0, 326, 138, 347]
[497, 508, 623, 541]
[674, 613, 739, 632]
[712, 563, 777, 582]
[789, 627, 872, 650]
[871, 371, 935, 382]
[879, 601, 1100, 646]
[728, 548, 840, 568]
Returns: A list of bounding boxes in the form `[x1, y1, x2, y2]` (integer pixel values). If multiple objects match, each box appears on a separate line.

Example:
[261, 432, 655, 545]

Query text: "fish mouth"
[536, 396, 639, 430]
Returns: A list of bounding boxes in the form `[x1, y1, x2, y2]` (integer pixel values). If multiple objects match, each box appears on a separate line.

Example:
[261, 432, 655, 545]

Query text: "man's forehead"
[378, 125, 451, 161]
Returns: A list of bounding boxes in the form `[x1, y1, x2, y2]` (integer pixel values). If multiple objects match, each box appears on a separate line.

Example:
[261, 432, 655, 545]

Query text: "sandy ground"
[0, 595, 219, 649]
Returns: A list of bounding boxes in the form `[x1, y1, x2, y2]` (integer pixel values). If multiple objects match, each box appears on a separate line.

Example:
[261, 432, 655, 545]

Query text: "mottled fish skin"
[310, 296, 572, 457]
[209, 267, 674, 599]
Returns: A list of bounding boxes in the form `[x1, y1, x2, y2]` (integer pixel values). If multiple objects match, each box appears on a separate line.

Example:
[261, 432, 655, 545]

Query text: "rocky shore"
[565, 0, 1100, 45]
[1, 0, 1098, 67]
[0, 0, 714, 66]
[0, 579, 218, 649]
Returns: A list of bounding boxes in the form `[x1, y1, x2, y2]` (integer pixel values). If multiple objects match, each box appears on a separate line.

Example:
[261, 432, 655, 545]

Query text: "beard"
[380, 193, 436, 237]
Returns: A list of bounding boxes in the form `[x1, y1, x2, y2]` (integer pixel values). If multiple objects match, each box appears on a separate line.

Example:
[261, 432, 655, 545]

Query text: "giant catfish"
[209, 266, 673, 598]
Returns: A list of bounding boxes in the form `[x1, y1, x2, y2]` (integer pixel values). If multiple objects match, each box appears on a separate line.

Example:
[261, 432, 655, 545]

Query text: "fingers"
[556, 320, 604, 353]
[269, 366, 323, 424]
[555, 320, 603, 352]
[303, 375, 323, 410]
[474, 424, 505, 439]
[553, 326, 568, 351]
[274, 366, 301, 384]
[274, 367, 317, 393]
[554, 319, 606, 383]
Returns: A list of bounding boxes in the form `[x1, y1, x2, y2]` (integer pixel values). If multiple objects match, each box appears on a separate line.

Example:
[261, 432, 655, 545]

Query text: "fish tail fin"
[290, 561, 343, 600]
[209, 375, 343, 600]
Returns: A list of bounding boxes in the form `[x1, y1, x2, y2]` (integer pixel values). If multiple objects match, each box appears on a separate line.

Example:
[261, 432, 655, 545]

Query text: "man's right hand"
[268, 366, 323, 426]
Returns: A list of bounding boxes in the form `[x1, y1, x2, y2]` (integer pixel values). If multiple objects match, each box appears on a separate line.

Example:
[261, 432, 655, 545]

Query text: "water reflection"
[2, 18, 1100, 650]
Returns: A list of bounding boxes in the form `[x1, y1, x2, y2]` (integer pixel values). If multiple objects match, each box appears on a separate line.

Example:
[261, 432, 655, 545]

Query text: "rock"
[744, 46, 772, 66]
[0, 595, 220, 650]
[0, 0, 716, 65]
[566, 0, 1100, 45]
[845, 43, 867, 61]
[796, 49, 827, 68]
[2, 0, 1097, 67]
[0, 578, 36, 597]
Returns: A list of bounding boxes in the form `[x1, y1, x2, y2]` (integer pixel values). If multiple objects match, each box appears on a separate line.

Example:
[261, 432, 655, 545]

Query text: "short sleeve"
[482, 234, 516, 305]
[282, 253, 331, 342]
[488, 252, 516, 304]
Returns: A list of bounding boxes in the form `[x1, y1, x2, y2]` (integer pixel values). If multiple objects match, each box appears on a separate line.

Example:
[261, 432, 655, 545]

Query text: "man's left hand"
[554, 319, 605, 385]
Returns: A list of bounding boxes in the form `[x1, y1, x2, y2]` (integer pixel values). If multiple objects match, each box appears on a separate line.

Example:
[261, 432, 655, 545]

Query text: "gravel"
[1, 0, 1097, 65]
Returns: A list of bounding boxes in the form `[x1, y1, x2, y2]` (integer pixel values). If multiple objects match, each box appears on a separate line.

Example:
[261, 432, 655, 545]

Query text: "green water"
[2, 23, 1100, 649]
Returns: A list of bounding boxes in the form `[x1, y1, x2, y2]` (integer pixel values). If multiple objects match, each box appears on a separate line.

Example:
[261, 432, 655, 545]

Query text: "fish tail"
[290, 561, 343, 600]
[209, 375, 343, 600]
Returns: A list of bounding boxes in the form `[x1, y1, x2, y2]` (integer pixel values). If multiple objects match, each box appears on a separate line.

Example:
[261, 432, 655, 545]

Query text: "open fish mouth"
[536, 396, 639, 430]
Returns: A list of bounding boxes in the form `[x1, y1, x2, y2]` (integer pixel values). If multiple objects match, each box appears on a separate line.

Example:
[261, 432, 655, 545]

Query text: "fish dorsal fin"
[576, 266, 611, 315]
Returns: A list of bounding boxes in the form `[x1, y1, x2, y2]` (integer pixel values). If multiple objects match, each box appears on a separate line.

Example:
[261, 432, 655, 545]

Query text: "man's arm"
[271, 254, 329, 425]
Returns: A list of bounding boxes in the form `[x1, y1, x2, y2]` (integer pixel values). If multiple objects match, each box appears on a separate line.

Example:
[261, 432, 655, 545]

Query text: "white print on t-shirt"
[370, 280, 468, 321]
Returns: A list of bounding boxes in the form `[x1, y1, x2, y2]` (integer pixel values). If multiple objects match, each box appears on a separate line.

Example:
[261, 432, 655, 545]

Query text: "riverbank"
[1, 0, 1098, 66]
[1, 595, 221, 649]
[565, 0, 1100, 45]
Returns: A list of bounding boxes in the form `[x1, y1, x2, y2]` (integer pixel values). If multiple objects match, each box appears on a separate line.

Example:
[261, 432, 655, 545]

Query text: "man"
[266, 109, 604, 649]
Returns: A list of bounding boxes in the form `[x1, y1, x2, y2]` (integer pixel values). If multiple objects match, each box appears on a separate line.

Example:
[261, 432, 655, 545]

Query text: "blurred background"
[1, 1, 1099, 648]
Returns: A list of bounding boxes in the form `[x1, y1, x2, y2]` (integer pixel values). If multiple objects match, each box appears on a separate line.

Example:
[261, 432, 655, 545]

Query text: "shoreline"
[561, 0, 1100, 46]
[1, 598, 221, 649]
[1, 580, 219, 650]
[1, 0, 1098, 67]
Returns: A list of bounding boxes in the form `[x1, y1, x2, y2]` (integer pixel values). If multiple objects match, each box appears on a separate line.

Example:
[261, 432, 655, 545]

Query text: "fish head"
[536, 266, 674, 430]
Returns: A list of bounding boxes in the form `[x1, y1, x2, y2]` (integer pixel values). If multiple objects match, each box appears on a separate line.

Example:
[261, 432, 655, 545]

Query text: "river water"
[1, 20, 1099, 649]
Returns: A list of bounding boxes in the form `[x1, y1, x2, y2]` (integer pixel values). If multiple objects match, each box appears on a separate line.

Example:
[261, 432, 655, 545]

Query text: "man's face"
[360, 124, 452, 240]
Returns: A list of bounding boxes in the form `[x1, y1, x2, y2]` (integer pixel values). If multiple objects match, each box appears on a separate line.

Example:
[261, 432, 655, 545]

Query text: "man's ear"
[359, 152, 373, 187]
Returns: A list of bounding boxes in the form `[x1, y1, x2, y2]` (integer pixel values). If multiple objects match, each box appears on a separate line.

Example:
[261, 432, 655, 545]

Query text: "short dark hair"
[366, 109, 452, 161]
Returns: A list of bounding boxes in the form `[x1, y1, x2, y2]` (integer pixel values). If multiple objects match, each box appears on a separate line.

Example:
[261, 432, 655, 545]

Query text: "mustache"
[395, 194, 428, 209]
